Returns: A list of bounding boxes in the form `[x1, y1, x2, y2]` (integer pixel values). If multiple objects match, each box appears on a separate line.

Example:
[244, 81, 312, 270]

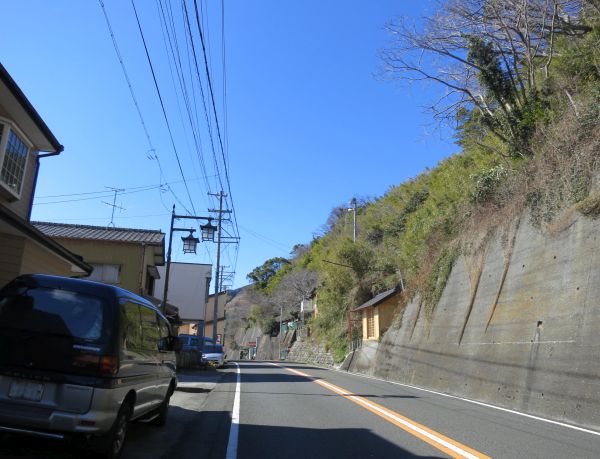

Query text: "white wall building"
[300, 298, 315, 322]
[153, 262, 212, 321]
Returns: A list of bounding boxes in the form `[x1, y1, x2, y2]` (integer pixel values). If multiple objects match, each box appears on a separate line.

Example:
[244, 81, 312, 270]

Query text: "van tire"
[92, 400, 133, 458]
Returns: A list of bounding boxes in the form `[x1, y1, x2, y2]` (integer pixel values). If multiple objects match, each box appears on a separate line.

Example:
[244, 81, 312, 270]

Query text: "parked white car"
[201, 343, 225, 367]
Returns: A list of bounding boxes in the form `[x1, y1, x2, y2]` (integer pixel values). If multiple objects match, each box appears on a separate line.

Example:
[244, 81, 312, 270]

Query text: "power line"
[181, 0, 225, 195]
[40, 213, 170, 222]
[131, 0, 198, 218]
[238, 224, 289, 252]
[35, 176, 211, 199]
[159, 0, 219, 210]
[156, 0, 215, 264]
[221, 0, 230, 176]
[98, 0, 192, 215]
[34, 184, 166, 206]
[192, 0, 240, 242]
[192, 0, 228, 192]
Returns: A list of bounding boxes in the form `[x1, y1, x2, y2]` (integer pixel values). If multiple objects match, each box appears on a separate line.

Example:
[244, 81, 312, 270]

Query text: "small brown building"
[352, 287, 401, 341]
[33, 222, 165, 296]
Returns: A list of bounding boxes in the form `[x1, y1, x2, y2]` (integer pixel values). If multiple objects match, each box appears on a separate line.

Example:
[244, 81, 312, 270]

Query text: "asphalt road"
[2, 362, 600, 458]
[229, 361, 600, 459]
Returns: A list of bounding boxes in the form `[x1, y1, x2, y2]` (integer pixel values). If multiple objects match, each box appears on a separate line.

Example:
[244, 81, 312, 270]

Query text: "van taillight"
[73, 354, 118, 375]
[99, 356, 119, 375]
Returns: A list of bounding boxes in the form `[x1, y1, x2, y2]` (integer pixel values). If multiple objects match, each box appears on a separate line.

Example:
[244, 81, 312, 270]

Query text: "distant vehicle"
[0, 274, 182, 458]
[201, 343, 225, 368]
[178, 333, 200, 351]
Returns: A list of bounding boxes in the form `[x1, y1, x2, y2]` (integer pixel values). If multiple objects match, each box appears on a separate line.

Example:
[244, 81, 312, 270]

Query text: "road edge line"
[328, 366, 600, 437]
[225, 362, 241, 459]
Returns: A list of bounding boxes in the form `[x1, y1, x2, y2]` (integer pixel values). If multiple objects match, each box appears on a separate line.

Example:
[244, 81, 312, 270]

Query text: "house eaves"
[0, 63, 63, 153]
[0, 206, 92, 274]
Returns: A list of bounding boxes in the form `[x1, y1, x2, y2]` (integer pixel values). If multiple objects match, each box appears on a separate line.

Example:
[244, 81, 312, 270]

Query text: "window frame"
[0, 117, 32, 199]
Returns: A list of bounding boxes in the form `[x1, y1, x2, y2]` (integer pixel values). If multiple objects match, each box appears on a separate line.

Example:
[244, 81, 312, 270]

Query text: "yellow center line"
[273, 364, 493, 459]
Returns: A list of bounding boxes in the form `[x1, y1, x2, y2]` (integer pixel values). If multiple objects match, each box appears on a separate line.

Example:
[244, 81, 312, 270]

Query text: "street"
[2, 362, 600, 458]
[228, 362, 600, 459]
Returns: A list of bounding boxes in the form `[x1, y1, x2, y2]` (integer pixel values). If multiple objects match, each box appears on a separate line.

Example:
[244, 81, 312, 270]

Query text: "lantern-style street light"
[162, 205, 216, 314]
[200, 219, 217, 242]
[181, 231, 200, 254]
[162, 196, 239, 347]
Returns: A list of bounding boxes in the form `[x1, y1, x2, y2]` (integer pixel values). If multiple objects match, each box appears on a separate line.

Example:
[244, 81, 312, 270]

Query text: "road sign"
[247, 341, 256, 347]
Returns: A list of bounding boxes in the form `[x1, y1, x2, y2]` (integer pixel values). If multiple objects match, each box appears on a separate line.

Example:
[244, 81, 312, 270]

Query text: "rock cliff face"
[348, 212, 600, 430]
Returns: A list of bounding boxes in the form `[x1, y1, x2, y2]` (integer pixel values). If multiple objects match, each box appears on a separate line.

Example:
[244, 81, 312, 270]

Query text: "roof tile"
[33, 221, 164, 245]
[351, 287, 400, 312]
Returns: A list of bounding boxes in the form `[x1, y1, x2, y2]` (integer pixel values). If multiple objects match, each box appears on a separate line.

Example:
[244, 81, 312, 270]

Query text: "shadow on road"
[0, 433, 83, 459]
[230, 361, 325, 372]
[240, 371, 322, 384]
[175, 386, 212, 393]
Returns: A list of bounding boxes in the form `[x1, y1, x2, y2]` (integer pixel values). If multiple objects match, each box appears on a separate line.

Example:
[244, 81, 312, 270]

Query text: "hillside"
[242, 0, 600, 361]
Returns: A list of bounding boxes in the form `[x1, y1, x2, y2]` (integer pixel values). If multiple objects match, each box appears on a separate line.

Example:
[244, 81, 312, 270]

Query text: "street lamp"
[181, 231, 200, 254]
[348, 197, 357, 242]
[162, 205, 216, 315]
[200, 219, 217, 242]
[162, 197, 239, 346]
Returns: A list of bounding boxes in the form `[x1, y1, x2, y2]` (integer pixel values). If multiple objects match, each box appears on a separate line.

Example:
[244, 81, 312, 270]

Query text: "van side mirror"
[158, 337, 169, 351]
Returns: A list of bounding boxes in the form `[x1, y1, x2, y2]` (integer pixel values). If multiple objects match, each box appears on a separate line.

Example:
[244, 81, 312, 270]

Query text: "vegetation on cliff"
[247, 0, 600, 362]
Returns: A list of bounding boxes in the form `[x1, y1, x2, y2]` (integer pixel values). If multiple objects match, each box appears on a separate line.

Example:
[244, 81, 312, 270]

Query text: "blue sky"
[1, 1, 455, 289]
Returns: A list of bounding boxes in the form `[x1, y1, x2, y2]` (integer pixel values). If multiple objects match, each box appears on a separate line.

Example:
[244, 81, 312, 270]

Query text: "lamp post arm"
[173, 214, 213, 222]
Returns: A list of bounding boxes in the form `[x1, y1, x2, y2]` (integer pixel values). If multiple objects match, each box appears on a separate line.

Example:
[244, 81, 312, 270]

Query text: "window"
[203, 344, 223, 354]
[89, 264, 121, 284]
[140, 305, 160, 351]
[0, 286, 106, 342]
[122, 301, 142, 351]
[366, 308, 375, 339]
[0, 120, 30, 197]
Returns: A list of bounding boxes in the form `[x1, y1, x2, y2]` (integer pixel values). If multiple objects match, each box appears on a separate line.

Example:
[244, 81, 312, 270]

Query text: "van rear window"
[203, 344, 223, 353]
[0, 287, 106, 342]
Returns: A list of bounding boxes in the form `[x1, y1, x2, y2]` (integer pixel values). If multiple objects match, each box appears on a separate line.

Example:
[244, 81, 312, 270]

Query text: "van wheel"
[151, 390, 171, 427]
[93, 401, 132, 458]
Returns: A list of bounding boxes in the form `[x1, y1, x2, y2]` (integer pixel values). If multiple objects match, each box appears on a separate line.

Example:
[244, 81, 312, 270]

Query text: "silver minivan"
[0, 274, 181, 458]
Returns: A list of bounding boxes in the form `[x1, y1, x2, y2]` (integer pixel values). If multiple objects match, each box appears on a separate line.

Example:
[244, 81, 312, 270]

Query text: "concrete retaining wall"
[288, 340, 335, 367]
[348, 212, 600, 430]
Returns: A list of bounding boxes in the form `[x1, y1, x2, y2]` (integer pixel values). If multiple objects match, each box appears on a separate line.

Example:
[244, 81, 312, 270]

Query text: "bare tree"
[381, 0, 591, 156]
[270, 269, 319, 319]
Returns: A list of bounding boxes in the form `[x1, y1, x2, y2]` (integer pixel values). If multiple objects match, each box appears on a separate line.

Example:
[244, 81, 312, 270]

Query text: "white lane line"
[225, 362, 241, 459]
[331, 367, 600, 437]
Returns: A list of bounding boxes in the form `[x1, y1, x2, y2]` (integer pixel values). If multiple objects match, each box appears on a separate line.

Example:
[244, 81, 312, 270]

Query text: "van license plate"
[8, 381, 44, 401]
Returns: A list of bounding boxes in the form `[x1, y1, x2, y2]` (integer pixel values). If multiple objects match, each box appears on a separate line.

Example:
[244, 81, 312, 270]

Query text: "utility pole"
[351, 197, 357, 243]
[162, 206, 177, 315]
[208, 191, 231, 342]
[218, 266, 234, 292]
[278, 302, 283, 360]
